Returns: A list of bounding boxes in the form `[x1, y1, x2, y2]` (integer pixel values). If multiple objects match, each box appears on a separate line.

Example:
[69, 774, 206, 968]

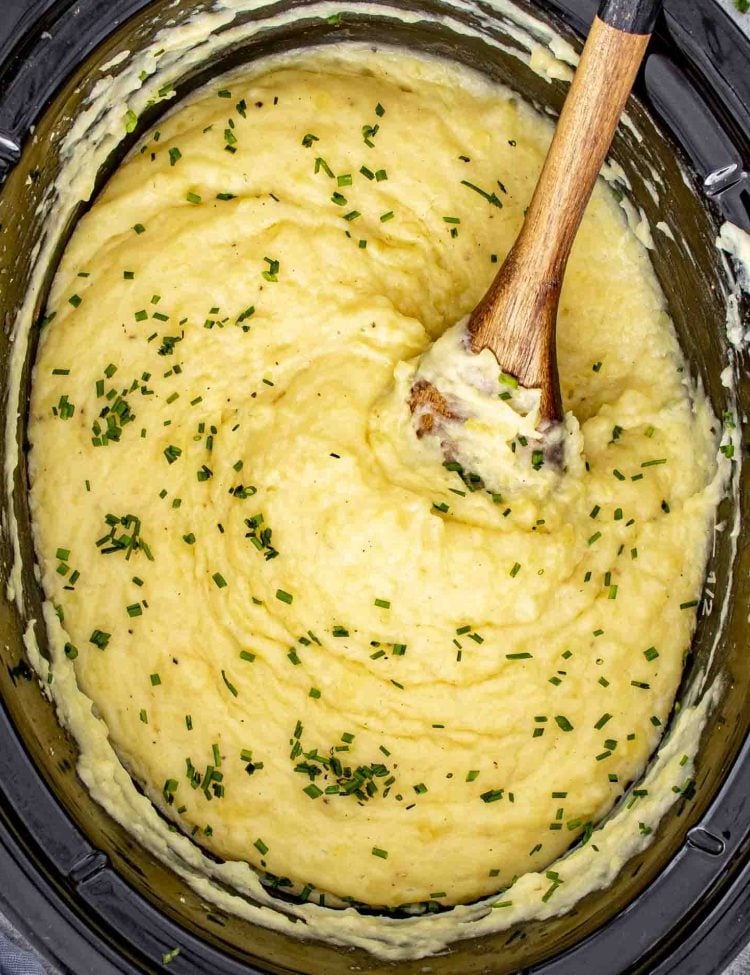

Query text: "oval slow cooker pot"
[1, 0, 749, 973]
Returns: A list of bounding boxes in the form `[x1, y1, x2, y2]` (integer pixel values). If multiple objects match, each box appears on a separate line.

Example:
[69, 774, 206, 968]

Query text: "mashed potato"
[28, 47, 720, 911]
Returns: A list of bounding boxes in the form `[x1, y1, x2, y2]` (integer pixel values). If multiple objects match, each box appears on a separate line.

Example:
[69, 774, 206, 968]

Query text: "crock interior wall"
[0, 0, 748, 973]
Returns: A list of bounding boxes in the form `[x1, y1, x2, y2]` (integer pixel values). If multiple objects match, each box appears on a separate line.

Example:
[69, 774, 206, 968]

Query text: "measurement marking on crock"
[68, 850, 109, 885]
[686, 826, 725, 857]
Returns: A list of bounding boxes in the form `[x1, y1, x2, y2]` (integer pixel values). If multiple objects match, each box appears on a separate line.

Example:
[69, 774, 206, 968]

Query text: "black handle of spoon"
[598, 0, 663, 34]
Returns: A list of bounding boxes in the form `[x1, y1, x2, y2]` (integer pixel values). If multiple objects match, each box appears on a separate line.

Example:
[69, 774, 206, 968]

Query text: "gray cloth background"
[0, 915, 46, 975]
[1, 0, 748, 972]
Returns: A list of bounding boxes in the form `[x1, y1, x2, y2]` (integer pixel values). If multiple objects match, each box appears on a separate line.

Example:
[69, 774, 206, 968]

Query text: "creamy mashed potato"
[28, 47, 720, 912]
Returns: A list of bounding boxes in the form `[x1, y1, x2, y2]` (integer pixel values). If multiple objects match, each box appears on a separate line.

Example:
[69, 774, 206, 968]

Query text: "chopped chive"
[314, 156, 334, 178]
[362, 123, 380, 147]
[89, 629, 110, 650]
[261, 256, 280, 282]
[221, 670, 238, 696]
[460, 179, 503, 208]
[480, 789, 504, 803]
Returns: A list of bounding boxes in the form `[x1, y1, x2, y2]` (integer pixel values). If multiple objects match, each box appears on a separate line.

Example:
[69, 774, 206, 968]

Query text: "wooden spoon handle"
[513, 0, 660, 279]
[467, 0, 661, 421]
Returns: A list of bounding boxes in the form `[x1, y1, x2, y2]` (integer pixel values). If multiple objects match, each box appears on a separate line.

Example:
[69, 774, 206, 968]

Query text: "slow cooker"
[0, 0, 749, 972]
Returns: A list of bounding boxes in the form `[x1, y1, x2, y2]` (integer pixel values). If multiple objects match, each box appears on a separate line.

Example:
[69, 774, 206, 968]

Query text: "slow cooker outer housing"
[0, 1, 749, 973]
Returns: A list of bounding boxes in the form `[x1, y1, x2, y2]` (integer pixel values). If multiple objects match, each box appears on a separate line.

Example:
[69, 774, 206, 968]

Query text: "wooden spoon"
[411, 0, 662, 442]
